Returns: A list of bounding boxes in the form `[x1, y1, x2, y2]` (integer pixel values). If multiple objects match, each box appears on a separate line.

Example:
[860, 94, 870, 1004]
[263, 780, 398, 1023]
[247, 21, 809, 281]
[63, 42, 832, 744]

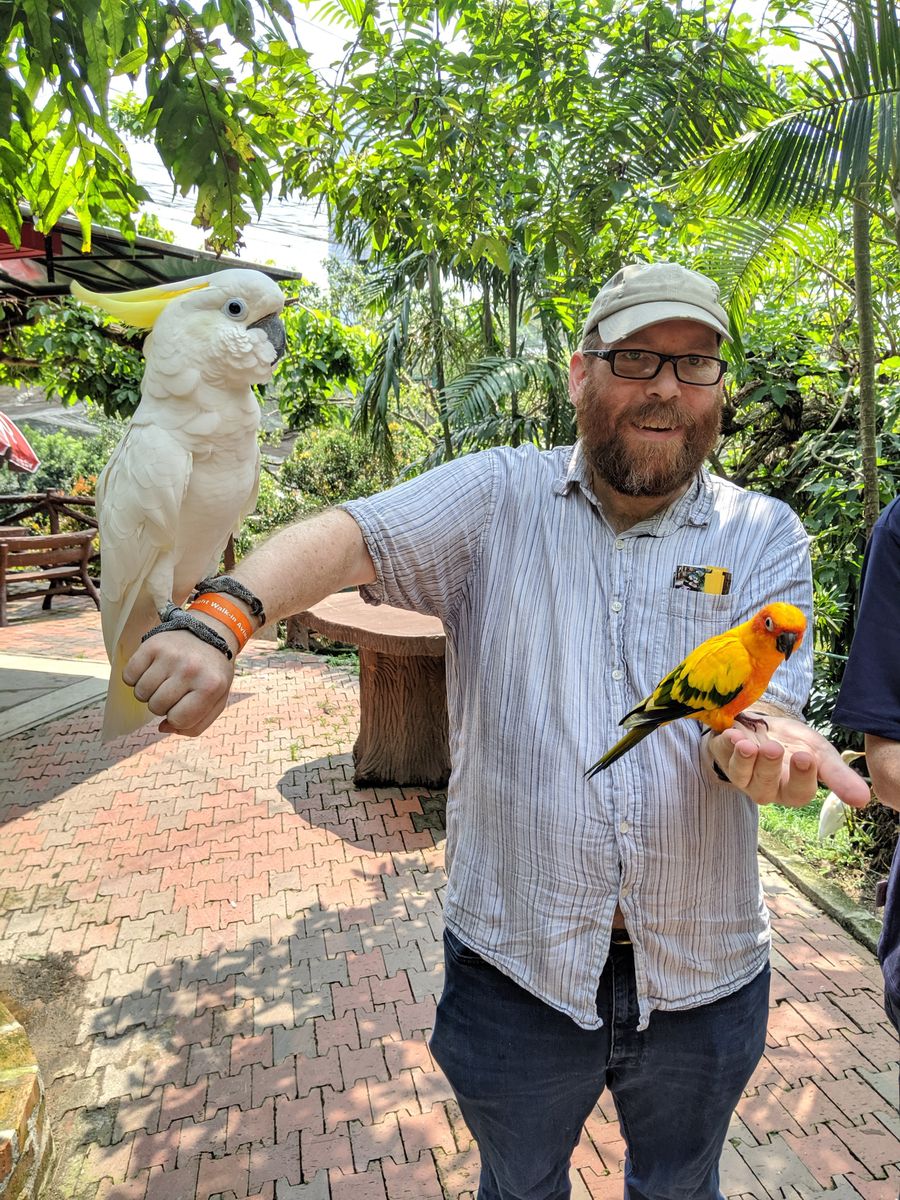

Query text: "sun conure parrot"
[586, 602, 807, 776]
[70, 268, 286, 741]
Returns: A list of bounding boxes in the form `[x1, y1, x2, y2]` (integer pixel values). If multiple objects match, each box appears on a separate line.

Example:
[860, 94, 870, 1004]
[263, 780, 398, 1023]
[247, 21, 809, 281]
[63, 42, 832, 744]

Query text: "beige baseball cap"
[582, 262, 731, 344]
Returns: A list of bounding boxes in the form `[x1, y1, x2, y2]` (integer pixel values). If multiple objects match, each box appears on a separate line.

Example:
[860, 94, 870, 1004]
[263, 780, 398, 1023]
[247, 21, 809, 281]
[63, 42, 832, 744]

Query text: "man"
[124, 262, 869, 1199]
[832, 498, 900, 1034]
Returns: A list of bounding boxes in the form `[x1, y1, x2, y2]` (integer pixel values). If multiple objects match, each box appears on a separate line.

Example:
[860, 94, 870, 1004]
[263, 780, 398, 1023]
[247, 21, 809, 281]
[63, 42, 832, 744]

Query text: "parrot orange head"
[748, 602, 806, 661]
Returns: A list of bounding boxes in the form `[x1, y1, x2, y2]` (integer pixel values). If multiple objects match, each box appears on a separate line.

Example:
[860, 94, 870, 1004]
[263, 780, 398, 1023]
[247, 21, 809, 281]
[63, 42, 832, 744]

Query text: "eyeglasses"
[584, 349, 728, 386]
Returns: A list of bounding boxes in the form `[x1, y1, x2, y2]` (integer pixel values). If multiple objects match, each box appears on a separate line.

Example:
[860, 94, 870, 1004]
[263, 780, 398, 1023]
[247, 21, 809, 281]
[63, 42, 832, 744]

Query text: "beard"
[577, 384, 722, 499]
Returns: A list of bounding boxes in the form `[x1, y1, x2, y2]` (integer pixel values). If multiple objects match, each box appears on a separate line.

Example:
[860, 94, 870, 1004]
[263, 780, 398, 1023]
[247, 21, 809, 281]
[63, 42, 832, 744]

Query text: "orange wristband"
[186, 594, 254, 651]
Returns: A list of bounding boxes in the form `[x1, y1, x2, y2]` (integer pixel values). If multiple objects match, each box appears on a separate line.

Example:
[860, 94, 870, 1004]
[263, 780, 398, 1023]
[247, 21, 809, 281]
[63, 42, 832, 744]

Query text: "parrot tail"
[100, 644, 152, 742]
[585, 723, 659, 777]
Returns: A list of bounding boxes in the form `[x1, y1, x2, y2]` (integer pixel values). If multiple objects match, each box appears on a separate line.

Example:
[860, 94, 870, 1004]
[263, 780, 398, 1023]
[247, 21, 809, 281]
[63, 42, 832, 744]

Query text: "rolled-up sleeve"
[342, 449, 501, 623]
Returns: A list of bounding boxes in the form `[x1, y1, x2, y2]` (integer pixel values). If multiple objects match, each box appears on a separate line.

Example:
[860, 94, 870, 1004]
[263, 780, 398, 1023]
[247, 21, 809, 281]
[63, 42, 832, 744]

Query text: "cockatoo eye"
[764, 617, 774, 631]
[224, 298, 247, 319]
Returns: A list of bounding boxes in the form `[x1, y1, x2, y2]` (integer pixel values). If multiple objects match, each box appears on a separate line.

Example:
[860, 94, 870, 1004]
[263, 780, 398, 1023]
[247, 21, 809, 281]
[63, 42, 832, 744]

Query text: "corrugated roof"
[0, 212, 306, 306]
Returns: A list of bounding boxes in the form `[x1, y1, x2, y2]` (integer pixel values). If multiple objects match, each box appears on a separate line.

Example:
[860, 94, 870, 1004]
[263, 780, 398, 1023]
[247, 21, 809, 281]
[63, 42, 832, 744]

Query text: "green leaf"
[20, 0, 52, 61]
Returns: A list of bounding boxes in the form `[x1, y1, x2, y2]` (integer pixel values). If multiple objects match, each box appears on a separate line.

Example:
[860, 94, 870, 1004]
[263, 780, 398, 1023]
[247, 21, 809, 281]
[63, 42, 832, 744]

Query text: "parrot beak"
[775, 630, 799, 659]
[250, 312, 287, 362]
[70, 278, 210, 329]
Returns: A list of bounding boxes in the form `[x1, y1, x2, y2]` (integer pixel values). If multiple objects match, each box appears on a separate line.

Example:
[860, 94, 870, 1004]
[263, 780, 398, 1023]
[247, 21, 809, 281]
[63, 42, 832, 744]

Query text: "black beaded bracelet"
[141, 605, 233, 660]
[712, 759, 730, 782]
[193, 575, 266, 626]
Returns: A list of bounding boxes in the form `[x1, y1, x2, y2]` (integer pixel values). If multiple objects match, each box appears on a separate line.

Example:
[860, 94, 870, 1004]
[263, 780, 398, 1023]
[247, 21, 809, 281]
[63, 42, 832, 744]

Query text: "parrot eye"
[224, 299, 247, 320]
[764, 617, 774, 631]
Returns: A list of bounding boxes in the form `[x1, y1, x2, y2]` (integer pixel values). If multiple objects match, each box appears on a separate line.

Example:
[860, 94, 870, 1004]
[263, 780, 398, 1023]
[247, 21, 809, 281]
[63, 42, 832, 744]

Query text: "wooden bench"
[295, 591, 450, 788]
[0, 490, 98, 534]
[0, 530, 100, 626]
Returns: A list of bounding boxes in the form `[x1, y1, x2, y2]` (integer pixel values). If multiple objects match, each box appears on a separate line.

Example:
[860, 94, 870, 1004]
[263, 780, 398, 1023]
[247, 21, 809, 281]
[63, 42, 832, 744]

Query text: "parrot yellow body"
[71, 269, 286, 741]
[586, 602, 807, 776]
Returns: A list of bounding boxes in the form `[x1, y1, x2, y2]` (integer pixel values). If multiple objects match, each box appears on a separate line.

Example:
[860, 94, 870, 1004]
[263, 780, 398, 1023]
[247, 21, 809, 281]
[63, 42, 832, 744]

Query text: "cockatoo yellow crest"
[72, 268, 286, 740]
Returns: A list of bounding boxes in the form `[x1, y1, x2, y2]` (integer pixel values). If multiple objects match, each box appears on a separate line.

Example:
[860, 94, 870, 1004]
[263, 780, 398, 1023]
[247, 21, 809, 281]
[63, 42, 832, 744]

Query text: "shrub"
[280, 422, 429, 510]
[1, 418, 124, 495]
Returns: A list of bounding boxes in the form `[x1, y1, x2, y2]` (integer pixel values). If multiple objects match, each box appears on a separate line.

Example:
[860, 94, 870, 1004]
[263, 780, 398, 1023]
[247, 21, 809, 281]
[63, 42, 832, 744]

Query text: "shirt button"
[612, 669, 624, 680]
[615, 539, 625, 550]
[619, 820, 630, 833]
[611, 601, 622, 613]
[620, 885, 631, 899]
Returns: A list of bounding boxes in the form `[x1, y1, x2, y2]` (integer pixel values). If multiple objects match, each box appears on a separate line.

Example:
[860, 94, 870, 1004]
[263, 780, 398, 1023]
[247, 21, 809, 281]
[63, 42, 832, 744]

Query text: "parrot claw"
[734, 711, 768, 733]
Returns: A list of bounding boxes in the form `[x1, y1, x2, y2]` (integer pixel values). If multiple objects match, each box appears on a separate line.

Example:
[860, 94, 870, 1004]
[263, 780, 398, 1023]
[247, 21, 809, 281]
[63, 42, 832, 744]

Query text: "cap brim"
[595, 301, 731, 343]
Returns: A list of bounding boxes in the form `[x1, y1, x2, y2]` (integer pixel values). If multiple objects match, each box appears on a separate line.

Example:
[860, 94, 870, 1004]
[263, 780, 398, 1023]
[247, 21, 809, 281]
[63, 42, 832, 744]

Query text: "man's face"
[570, 318, 724, 499]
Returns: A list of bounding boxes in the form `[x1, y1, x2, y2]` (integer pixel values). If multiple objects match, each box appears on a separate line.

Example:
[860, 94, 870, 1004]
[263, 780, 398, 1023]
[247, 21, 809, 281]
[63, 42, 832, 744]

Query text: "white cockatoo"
[817, 748, 866, 840]
[71, 268, 286, 741]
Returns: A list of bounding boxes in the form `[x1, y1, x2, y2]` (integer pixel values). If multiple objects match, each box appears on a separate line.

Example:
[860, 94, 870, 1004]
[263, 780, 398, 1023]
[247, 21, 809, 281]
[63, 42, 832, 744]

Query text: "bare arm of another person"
[122, 508, 375, 737]
[864, 735, 900, 813]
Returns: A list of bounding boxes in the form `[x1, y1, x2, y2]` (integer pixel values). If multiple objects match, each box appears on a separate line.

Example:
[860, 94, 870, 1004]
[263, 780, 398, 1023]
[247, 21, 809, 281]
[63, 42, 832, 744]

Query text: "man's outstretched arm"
[123, 508, 375, 737]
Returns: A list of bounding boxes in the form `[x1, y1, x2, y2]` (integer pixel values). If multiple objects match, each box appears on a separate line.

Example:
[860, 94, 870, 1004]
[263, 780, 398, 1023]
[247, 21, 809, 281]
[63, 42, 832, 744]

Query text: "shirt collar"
[553, 441, 714, 531]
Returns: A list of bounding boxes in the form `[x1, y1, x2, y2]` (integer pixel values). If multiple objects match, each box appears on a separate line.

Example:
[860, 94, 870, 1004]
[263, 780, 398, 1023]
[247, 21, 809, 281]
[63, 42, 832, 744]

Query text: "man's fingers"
[122, 639, 157, 687]
[120, 631, 234, 738]
[158, 690, 229, 737]
[816, 749, 871, 809]
[777, 752, 818, 808]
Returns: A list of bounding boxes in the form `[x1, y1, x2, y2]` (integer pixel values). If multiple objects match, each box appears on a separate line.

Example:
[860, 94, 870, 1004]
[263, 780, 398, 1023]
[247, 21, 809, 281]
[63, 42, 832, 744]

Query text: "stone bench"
[294, 591, 449, 789]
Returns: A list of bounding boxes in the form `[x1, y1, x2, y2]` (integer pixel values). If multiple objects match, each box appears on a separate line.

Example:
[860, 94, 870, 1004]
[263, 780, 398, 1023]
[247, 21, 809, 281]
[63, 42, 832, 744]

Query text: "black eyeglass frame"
[583, 348, 728, 386]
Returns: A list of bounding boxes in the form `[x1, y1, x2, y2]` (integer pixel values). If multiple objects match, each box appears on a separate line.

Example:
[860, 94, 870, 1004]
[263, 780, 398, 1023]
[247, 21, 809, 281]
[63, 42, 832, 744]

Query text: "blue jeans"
[429, 929, 769, 1200]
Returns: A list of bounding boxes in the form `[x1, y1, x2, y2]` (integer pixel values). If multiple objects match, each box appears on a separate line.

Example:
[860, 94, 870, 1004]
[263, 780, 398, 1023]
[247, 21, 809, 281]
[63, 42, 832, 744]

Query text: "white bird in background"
[817, 748, 866, 841]
[71, 268, 286, 741]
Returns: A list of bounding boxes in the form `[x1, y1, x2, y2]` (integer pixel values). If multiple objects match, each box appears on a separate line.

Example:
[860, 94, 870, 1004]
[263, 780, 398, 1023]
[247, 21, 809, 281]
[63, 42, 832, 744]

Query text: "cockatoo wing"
[817, 793, 847, 841]
[816, 749, 864, 840]
[97, 423, 193, 740]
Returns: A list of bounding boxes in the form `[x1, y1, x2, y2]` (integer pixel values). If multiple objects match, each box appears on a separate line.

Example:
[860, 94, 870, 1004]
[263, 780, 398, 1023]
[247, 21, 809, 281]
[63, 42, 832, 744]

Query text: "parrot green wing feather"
[667, 634, 749, 713]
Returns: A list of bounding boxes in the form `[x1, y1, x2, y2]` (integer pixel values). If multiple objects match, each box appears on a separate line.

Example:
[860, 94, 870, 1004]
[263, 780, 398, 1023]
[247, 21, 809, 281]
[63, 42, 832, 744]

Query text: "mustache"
[626, 402, 698, 430]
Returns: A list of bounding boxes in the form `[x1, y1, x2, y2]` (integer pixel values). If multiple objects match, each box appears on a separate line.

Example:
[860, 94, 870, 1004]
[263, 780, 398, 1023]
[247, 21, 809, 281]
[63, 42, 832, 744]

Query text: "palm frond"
[442, 355, 567, 427]
[693, 215, 833, 351]
[353, 294, 411, 460]
[420, 414, 545, 469]
[688, 0, 900, 216]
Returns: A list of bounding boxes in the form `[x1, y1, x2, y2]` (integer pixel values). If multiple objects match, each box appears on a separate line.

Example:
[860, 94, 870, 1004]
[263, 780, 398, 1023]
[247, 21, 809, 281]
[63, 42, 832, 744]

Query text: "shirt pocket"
[652, 587, 737, 679]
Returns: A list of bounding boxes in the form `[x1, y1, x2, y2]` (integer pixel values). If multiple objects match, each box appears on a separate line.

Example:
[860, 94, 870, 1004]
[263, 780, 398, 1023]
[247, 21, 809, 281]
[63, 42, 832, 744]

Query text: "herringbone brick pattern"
[0, 595, 897, 1199]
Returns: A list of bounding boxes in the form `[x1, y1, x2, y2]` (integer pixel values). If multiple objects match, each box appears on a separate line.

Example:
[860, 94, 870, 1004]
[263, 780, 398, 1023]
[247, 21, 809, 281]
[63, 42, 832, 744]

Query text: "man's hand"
[122, 630, 236, 737]
[707, 713, 871, 810]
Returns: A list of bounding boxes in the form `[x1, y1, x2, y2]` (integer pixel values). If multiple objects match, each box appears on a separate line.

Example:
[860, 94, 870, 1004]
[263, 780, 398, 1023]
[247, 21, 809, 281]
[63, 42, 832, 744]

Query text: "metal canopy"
[0, 213, 306, 305]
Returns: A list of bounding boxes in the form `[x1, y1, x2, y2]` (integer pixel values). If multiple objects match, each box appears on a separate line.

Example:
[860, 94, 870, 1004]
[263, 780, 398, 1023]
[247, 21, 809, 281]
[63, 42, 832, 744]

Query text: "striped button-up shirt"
[343, 442, 813, 1030]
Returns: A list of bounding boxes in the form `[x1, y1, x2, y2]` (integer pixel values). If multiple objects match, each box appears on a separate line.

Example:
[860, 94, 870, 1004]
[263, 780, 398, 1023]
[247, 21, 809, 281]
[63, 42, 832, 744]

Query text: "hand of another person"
[707, 713, 871, 810]
[122, 630, 236, 737]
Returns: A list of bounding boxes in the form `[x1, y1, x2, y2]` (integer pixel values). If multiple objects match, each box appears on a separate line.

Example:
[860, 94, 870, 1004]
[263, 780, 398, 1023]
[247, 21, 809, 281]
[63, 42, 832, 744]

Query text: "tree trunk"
[509, 263, 520, 447]
[538, 305, 572, 448]
[482, 262, 499, 353]
[427, 253, 454, 461]
[852, 185, 879, 540]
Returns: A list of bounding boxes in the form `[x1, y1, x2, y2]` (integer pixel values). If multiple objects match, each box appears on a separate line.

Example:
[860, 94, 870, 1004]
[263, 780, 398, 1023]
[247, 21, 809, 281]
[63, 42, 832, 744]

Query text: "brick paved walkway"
[0, 596, 898, 1199]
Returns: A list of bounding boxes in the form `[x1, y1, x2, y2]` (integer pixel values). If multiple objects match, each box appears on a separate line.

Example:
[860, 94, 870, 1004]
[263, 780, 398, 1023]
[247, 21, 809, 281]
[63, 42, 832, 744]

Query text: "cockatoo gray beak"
[250, 312, 286, 362]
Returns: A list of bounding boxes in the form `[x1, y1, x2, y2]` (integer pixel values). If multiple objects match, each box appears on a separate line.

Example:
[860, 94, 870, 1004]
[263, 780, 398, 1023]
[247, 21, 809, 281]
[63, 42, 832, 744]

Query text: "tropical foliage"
[0, 0, 305, 250]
